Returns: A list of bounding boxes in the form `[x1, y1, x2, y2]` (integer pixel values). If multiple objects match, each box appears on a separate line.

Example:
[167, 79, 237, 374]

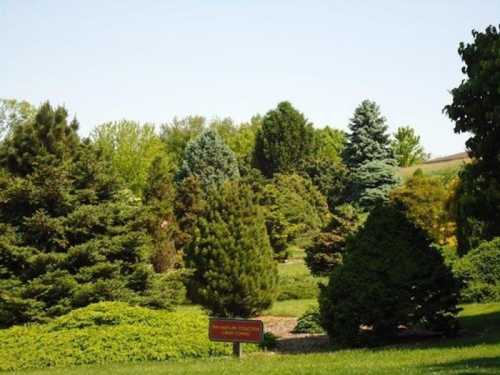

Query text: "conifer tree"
[343, 100, 399, 209]
[343, 100, 393, 168]
[175, 130, 239, 191]
[184, 181, 278, 318]
[253, 101, 315, 177]
[305, 204, 362, 276]
[0, 103, 179, 327]
[319, 203, 460, 345]
[0, 101, 79, 176]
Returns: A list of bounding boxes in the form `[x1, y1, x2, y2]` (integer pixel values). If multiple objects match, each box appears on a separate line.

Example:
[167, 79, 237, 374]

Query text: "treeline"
[1, 25, 499, 346]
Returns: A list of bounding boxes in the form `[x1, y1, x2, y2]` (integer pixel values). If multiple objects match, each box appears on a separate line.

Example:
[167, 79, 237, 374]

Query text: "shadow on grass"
[422, 356, 500, 374]
[274, 308, 500, 354]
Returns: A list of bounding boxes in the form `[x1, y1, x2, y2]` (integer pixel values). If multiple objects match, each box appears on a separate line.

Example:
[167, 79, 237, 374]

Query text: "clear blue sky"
[1, 1, 499, 156]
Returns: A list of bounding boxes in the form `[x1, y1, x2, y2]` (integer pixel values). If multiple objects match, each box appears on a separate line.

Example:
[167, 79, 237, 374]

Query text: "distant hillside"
[399, 152, 471, 179]
[423, 152, 469, 165]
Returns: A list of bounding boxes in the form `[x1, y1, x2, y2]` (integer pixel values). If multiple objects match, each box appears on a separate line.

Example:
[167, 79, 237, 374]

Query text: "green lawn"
[264, 298, 317, 317]
[9, 303, 500, 375]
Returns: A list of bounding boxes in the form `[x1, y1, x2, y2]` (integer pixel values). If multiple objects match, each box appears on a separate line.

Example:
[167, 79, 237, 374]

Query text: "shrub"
[454, 238, 500, 303]
[319, 203, 460, 346]
[293, 307, 324, 334]
[0, 302, 258, 371]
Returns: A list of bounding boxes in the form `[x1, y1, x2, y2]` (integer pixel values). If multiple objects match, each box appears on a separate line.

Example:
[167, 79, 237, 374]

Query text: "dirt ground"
[259, 316, 330, 353]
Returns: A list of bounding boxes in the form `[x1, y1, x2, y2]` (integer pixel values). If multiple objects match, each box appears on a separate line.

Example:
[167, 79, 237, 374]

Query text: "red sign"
[209, 318, 264, 343]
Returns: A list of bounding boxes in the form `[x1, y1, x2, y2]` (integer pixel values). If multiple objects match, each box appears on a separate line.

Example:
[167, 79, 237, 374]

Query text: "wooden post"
[232, 342, 242, 358]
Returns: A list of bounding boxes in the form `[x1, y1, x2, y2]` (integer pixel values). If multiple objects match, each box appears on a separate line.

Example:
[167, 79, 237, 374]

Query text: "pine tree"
[260, 174, 330, 261]
[185, 181, 278, 318]
[175, 130, 239, 191]
[253, 101, 315, 177]
[0, 101, 79, 176]
[343, 100, 393, 168]
[0, 104, 180, 327]
[350, 160, 400, 210]
[319, 203, 460, 345]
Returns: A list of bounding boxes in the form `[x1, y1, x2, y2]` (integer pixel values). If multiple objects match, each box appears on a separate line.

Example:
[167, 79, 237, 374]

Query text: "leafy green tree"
[319, 203, 460, 346]
[91, 120, 168, 196]
[0, 104, 178, 327]
[444, 25, 500, 254]
[261, 174, 330, 261]
[444, 25, 500, 176]
[391, 174, 456, 246]
[160, 116, 206, 165]
[175, 130, 240, 191]
[313, 127, 345, 163]
[305, 204, 363, 277]
[391, 126, 428, 167]
[450, 164, 500, 255]
[0, 99, 36, 140]
[0, 101, 79, 176]
[349, 160, 400, 210]
[184, 181, 278, 318]
[343, 100, 393, 169]
[210, 115, 261, 161]
[253, 101, 315, 177]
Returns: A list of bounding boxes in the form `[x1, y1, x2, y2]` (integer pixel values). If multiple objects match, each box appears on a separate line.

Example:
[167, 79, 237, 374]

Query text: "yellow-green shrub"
[0, 302, 257, 371]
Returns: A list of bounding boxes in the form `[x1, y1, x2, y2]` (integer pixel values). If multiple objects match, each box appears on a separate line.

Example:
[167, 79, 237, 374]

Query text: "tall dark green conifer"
[185, 181, 278, 318]
[0, 103, 178, 327]
[253, 101, 315, 177]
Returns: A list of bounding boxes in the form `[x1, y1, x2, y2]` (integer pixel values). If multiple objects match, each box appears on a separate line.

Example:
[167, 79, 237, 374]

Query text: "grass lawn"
[263, 298, 317, 317]
[10, 303, 500, 375]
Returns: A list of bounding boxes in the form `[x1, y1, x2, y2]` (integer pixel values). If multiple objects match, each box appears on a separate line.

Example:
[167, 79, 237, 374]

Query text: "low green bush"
[0, 302, 258, 371]
[277, 273, 319, 301]
[293, 307, 324, 334]
[454, 238, 500, 303]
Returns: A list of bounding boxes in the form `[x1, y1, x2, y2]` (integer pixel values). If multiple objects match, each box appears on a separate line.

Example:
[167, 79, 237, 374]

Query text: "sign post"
[209, 318, 264, 358]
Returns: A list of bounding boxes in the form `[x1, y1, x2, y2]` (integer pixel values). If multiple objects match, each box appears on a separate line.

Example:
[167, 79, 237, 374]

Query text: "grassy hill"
[398, 152, 470, 179]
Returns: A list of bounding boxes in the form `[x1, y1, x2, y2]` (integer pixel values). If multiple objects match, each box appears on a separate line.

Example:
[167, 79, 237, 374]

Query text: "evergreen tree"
[0, 101, 79, 176]
[261, 174, 330, 261]
[142, 156, 181, 272]
[350, 159, 400, 210]
[253, 101, 315, 177]
[0, 104, 179, 327]
[184, 181, 278, 318]
[319, 203, 460, 345]
[342, 101, 398, 209]
[343, 100, 393, 169]
[175, 130, 239, 191]
[305, 204, 362, 277]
